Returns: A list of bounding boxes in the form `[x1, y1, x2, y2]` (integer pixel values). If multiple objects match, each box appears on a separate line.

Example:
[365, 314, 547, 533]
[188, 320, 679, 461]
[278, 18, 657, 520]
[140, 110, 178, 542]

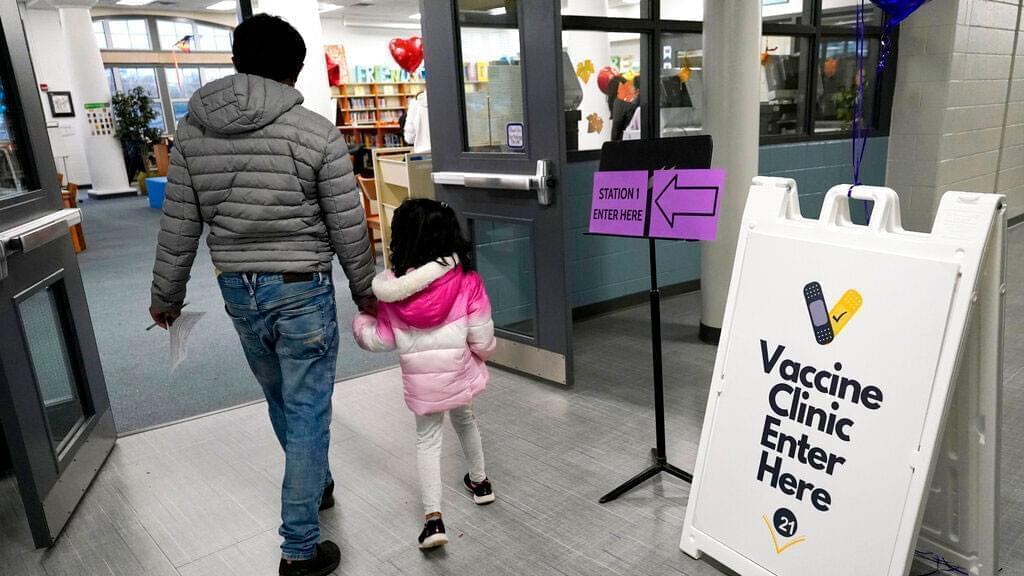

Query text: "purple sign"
[648, 169, 725, 241]
[588, 170, 649, 237]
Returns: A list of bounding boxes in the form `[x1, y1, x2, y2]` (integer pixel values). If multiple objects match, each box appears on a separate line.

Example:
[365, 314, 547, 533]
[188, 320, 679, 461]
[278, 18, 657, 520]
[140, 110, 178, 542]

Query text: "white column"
[254, 0, 335, 122]
[699, 0, 761, 341]
[56, 3, 132, 197]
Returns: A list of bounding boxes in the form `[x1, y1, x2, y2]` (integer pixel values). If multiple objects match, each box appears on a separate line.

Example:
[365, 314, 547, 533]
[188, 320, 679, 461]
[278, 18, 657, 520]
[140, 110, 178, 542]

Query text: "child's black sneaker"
[278, 541, 341, 576]
[319, 481, 335, 511]
[463, 474, 496, 505]
[418, 516, 449, 549]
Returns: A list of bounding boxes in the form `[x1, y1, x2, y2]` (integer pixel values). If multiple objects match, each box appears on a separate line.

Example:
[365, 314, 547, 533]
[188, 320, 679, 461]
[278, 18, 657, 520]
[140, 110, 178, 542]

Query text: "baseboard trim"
[698, 322, 721, 344]
[573, 279, 701, 322]
[1009, 213, 1023, 228]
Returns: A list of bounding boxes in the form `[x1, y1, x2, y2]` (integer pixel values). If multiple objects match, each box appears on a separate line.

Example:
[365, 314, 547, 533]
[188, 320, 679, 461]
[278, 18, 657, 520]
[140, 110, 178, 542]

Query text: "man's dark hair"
[232, 14, 306, 83]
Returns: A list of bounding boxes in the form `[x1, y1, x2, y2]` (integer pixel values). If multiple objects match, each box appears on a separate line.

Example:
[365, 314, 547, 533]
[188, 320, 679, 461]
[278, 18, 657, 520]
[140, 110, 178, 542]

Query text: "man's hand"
[149, 305, 181, 330]
[356, 295, 378, 316]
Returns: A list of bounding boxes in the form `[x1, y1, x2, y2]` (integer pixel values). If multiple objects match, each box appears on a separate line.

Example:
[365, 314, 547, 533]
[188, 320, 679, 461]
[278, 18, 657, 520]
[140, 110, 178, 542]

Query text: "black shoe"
[418, 517, 449, 549]
[278, 541, 341, 576]
[319, 481, 335, 512]
[463, 474, 496, 505]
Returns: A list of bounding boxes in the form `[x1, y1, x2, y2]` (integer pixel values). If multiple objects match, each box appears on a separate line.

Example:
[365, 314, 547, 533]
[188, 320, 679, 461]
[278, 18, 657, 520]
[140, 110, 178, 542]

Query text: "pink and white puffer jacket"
[352, 256, 497, 415]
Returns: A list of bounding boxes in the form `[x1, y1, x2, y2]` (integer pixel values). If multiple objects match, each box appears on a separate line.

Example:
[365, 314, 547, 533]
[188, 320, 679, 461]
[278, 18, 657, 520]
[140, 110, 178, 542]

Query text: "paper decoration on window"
[586, 112, 603, 133]
[616, 81, 638, 104]
[85, 102, 114, 137]
[576, 59, 595, 84]
[824, 57, 838, 78]
[760, 41, 778, 66]
[678, 55, 693, 83]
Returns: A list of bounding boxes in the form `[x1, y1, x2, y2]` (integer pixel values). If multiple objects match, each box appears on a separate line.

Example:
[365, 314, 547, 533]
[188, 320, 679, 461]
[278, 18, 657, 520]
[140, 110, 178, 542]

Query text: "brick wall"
[886, 0, 1024, 230]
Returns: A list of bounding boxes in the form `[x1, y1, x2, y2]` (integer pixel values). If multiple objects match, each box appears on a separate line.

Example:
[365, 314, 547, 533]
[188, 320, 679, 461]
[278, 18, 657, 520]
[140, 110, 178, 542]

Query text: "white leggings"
[415, 403, 487, 516]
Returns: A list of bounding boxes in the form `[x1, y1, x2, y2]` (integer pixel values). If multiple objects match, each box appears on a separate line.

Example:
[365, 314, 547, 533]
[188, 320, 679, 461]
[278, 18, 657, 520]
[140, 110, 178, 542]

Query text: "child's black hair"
[389, 198, 474, 277]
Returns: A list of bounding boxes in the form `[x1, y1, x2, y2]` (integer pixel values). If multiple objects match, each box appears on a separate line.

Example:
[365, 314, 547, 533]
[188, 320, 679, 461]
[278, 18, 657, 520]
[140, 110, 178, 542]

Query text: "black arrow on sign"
[654, 174, 720, 228]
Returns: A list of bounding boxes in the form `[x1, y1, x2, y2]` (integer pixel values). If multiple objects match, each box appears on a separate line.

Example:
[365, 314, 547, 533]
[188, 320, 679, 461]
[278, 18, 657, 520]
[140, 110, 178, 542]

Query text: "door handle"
[432, 160, 556, 206]
[0, 208, 81, 281]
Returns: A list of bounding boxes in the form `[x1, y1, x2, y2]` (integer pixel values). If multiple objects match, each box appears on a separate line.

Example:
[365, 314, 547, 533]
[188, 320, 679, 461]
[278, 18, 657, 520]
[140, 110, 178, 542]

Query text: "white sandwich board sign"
[680, 178, 1005, 576]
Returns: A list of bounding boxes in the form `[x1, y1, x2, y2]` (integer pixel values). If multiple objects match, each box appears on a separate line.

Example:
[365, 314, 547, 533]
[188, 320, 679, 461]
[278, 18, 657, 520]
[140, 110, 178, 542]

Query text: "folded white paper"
[169, 311, 205, 372]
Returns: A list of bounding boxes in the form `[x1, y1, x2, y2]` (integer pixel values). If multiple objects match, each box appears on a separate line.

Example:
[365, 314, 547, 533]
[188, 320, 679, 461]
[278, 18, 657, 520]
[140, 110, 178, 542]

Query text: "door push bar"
[0, 208, 81, 282]
[431, 160, 556, 206]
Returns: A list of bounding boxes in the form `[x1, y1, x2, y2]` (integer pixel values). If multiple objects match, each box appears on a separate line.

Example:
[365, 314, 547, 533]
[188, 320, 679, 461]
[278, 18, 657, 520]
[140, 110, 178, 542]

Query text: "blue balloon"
[870, 0, 930, 25]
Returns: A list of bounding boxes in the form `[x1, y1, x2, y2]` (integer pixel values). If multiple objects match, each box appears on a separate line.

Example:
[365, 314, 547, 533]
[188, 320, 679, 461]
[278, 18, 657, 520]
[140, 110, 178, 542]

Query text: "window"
[113, 67, 165, 132]
[760, 36, 809, 136]
[561, 0, 643, 18]
[562, 0, 896, 159]
[158, 19, 232, 52]
[157, 19, 194, 51]
[456, 2, 525, 153]
[815, 37, 880, 133]
[661, 0, 703, 21]
[659, 32, 703, 137]
[93, 20, 107, 49]
[562, 31, 645, 152]
[195, 24, 232, 52]
[93, 18, 151, 50]
[165, 68, 201, 124]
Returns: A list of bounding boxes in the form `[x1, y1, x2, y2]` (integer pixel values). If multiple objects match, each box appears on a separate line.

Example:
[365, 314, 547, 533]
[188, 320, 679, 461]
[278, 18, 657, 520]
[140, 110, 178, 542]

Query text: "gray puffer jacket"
[151, 74, 374, 313]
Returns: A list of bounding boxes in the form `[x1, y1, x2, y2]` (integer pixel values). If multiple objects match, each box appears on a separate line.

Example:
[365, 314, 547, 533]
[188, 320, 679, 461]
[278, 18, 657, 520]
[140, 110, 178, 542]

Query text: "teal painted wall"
[565, 137, 889, 308]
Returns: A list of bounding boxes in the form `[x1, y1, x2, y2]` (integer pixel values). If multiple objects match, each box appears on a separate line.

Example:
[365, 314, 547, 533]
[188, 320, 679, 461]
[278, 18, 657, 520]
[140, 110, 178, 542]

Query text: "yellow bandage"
[828, 289, 862, 336]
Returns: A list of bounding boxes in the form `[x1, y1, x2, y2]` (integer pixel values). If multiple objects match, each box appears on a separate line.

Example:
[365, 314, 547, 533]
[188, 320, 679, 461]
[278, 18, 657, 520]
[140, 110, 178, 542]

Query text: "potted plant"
[111, 86, 162, 186]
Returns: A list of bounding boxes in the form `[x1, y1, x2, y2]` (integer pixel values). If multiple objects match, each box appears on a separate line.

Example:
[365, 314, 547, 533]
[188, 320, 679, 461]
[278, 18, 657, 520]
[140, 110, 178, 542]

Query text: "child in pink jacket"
[353, 199, 497, 550]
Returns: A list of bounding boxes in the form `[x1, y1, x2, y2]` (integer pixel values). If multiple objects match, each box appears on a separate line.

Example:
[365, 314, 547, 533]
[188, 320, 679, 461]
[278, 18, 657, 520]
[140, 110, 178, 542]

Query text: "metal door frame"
[0, 0, 62, 228]
[0, 0, 116, 548]
[422, 0, 573, 385]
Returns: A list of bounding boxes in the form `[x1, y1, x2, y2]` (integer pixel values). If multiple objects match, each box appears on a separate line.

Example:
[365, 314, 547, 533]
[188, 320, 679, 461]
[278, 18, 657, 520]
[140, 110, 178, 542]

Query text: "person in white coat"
[404, 91, 431, 153]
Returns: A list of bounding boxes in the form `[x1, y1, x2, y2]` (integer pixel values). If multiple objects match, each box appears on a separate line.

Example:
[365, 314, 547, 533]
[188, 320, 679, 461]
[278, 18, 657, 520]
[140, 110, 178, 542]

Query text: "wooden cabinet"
[371, 147, 434, 268]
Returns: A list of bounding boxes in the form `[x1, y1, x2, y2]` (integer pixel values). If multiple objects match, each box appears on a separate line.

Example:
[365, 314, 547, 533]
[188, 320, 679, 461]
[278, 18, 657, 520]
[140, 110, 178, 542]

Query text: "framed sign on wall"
[47, 91, 74, 118]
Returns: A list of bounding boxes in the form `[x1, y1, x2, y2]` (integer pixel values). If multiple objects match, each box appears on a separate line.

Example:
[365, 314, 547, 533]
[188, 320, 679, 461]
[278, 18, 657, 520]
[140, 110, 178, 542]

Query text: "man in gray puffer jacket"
[149, 14, 371, 576]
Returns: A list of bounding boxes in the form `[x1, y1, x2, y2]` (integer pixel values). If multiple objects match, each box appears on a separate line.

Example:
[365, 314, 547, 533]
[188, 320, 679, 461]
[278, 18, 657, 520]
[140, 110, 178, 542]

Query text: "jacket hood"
[372, 256, 460, 329]
[187, 74, 304, 134]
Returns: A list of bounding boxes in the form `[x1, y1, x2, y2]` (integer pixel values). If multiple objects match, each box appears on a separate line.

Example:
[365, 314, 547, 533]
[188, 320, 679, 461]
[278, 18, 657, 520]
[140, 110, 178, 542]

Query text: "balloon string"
[848, 0, 871, 221]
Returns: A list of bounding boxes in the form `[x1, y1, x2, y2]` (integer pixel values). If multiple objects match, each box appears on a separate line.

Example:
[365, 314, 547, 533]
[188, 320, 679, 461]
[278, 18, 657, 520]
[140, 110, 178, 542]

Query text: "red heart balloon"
[389, 37, 424, 74]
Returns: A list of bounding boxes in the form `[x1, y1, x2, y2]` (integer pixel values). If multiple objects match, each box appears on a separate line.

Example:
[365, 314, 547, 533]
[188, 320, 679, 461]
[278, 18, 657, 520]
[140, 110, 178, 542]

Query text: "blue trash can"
[147, 176, 167, 209]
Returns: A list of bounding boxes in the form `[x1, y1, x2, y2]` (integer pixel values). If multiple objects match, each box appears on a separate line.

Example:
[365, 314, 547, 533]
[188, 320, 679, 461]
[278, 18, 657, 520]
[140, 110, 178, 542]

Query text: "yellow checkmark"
[829, 289, 863, 336]
[762, 515, 807, 555]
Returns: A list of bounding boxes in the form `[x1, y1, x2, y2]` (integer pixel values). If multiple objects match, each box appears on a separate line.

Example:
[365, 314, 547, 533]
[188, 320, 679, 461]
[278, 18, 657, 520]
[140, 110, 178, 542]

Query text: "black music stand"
[595, 135, 713, 503]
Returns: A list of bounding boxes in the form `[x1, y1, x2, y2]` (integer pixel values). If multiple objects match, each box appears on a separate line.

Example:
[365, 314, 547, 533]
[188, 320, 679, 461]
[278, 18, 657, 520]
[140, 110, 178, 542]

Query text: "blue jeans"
[218, 272, 338, 561]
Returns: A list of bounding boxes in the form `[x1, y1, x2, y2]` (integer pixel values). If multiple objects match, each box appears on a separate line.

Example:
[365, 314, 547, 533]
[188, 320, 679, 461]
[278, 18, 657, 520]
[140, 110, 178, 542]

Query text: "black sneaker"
[278, 541, 341, 576]
[319, 481, 335, 511]
[418, 517, 449, 549]
[463, 474, 496, 505]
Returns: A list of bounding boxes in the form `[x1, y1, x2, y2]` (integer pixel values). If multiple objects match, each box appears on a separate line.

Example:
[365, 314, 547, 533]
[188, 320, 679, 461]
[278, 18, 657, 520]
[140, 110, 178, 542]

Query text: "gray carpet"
[76, 194, 398, 433]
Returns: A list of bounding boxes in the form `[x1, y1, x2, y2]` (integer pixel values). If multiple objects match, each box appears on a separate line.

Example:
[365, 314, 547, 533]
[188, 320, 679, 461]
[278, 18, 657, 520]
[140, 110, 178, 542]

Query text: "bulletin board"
[679, 178, 1004, 576]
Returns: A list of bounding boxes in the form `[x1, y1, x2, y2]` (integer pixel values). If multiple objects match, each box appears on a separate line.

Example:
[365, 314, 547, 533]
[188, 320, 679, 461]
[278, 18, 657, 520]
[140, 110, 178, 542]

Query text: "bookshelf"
[332, 81, 425, 149]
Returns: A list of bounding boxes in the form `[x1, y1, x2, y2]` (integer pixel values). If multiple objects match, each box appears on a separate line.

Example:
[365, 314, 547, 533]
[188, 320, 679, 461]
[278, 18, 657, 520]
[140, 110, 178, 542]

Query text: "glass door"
[0, 0, 115, 548]
[422, 1, 573, 385]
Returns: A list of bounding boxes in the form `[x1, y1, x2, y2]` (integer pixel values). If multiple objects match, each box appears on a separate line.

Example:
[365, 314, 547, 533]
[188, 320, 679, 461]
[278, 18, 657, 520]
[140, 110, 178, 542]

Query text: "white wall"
[22, 8, 91, 186]
[320, 20, 520, 75]
[321, 20, 423, 73]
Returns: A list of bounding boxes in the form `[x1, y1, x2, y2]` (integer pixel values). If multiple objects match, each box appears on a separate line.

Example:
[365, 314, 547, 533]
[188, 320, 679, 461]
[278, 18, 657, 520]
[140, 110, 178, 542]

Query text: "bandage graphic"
[828, 289, 863, 336]
[803, 281, 834, 345]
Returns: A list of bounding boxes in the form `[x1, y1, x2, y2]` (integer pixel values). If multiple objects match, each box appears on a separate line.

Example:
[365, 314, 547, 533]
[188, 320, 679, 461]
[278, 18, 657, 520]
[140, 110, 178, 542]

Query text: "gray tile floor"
[1, 222, 1022, 576]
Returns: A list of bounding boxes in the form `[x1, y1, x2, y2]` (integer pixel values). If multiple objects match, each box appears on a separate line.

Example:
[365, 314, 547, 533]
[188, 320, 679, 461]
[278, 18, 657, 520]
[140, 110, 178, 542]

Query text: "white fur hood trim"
[372, 255, 459, 303]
